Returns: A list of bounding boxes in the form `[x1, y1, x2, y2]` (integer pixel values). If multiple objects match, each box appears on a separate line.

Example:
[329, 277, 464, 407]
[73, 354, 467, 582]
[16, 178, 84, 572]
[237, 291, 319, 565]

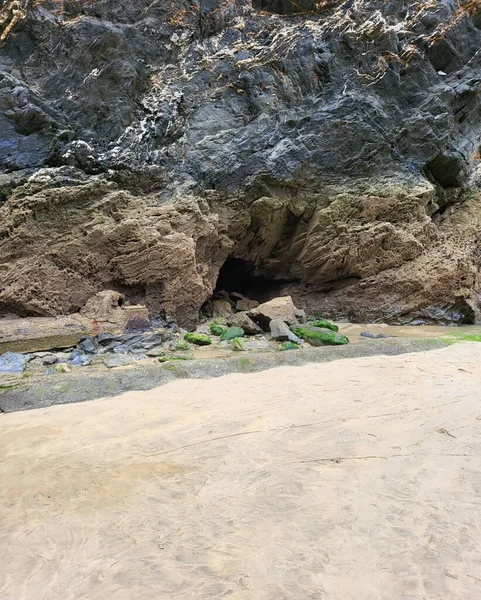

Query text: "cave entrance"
[213, 256, 300, 305]
[214, 257, 274, 303]
[252, 0, 339, 15]
[252, 0, 319, 15]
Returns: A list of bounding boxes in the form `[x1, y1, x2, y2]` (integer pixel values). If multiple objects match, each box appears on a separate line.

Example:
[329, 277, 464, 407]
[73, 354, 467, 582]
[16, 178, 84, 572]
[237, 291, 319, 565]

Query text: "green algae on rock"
[158, 354, 193, 362]
[230, 337, 246, 351]
[310, 319, 339, 332]
[278, 342, 301, 351]
[220, 327, 245, 342]
[184, 333, 212, 346]
[292, 326, 349, 347]
[210, 322, 227, 337]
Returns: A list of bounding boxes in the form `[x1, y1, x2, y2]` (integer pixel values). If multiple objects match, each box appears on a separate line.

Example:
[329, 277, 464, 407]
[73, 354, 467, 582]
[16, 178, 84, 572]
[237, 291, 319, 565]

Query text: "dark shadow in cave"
[214, 257, 299, 304]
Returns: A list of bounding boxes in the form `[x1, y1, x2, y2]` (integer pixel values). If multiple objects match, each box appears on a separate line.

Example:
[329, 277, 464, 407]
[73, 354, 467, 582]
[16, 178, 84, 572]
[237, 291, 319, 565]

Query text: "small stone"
[269, 319, 302, 343]
[229, 312, 263, 335]
[184, 333, 212, 346]
[360, 331, 392, 339]
[103, 355, 133, 368]
[0, 352, 28, 373]
[42, 354, 59, 365]
[55, 362, 70, 373]
[230, 337, 246, 351]
[158, 353, 193, 362]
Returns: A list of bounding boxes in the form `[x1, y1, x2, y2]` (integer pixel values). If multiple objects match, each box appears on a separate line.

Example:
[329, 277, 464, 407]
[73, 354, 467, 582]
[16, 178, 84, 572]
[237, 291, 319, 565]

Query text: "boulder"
[269, 319, 302, 344]
[229, 312, 263, 335]
[184, 333, 212, 346]
[249, 296, 300, 330]
[0, 352, 27, 373]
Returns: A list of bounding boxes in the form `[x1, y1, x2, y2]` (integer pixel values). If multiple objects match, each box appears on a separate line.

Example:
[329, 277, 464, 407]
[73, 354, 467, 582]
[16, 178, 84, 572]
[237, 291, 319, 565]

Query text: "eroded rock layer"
[1, 0, 481, 325]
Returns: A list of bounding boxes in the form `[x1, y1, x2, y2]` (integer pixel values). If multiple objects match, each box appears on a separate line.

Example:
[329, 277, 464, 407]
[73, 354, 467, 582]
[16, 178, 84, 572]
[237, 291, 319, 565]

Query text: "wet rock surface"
[1, 2, 481, 324]
[0, 352, 27, 373]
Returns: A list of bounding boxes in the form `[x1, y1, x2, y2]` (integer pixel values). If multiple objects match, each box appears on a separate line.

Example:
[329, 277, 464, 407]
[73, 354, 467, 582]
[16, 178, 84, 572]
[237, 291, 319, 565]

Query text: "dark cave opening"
[213, 257, 299, 304]
[252, 0, 320, 15]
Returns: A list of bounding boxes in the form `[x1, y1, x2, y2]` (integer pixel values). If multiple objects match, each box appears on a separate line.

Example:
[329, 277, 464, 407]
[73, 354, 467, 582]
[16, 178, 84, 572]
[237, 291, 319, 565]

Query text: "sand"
[1, 343, 481, 600]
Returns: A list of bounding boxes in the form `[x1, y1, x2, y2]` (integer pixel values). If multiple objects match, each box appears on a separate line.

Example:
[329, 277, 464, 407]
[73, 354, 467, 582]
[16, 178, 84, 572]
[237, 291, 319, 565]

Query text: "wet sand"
[1, 344, 481, 599]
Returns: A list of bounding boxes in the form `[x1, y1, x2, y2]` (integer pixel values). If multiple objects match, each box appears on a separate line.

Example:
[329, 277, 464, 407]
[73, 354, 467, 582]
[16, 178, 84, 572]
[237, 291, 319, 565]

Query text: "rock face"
[1, 1, 481, 325]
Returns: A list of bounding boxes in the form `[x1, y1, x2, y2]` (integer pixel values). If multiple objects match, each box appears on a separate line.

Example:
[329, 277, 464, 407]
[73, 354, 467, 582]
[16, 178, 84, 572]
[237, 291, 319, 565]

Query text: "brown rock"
[249, 296, 300, 329]
[0, 183, 241, 328]
[212, 299, 233, 319]
[236, 299, 260, 312]
[228, 312, 263, 335]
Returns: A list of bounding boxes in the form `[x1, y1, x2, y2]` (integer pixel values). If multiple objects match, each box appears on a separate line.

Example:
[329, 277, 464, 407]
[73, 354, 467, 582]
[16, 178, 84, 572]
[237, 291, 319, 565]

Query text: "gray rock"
[229, 312, 263, 335]
[146, 347, 166, 357]
[243, 339, 272, 352]
[97, 331, 172, 354]
[103, 355, 134, 369]
[269, 319, 302, 344]
[70, 350, 91, 366]
[42, 354, 59, 365]
[360, 331, 393, 339]
[78, 336, 99, 354]
[0, 352, 28, 373]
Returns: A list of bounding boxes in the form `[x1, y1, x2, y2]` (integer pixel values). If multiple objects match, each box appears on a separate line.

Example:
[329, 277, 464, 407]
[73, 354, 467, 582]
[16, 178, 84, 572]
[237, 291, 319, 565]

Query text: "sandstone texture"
[1, 1, 481, 325]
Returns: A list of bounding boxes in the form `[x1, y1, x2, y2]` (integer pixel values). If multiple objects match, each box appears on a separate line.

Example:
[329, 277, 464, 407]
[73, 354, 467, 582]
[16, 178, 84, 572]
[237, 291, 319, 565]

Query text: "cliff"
[1, 0, 481, 326]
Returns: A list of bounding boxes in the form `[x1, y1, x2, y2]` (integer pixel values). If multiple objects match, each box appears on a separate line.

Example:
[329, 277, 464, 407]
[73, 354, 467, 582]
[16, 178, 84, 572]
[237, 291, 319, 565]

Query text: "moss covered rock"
[184, 333, 212, 346]
[171, 340, 191, 351]
[310, 319, 339, 332]
[292, 326, 348, 346]
[230, 337, 246, 351]
[278, 342, 300, 351]
[158, 354, 193, 362]
[210, 322, 227, 336]
[220, 327, 245, 341]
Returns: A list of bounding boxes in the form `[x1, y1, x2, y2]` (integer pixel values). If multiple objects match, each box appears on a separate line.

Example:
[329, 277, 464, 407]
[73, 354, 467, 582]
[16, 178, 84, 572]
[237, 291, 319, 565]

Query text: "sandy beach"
[1, 343, 481, 599]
